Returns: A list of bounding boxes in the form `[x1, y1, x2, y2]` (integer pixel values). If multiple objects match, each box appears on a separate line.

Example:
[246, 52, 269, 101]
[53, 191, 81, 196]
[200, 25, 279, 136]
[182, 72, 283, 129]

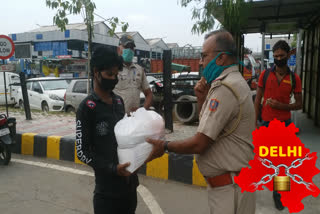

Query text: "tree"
[180, 0, 253, 66]
[180, 0, 252, 35]
[291, 34, 297, 49]
[244, 47, 252, 54]
[45, 0, 129, 93]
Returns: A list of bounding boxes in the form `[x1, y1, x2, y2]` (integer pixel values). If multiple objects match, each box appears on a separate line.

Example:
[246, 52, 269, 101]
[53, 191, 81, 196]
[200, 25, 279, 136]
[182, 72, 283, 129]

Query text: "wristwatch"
[163, 141, 170, 153]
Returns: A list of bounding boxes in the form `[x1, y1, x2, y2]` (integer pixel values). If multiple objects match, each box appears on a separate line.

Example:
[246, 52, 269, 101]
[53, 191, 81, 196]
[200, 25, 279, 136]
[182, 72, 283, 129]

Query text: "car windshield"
[40, 80, 69, 91]
[177, 75, 199, 86]
[11, 76, 20, 84]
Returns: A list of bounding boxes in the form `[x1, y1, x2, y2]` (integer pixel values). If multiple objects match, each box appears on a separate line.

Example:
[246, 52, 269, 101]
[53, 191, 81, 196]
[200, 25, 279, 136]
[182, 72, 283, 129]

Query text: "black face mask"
[274, 58, 288, 67]
[98, 73, 118, 91]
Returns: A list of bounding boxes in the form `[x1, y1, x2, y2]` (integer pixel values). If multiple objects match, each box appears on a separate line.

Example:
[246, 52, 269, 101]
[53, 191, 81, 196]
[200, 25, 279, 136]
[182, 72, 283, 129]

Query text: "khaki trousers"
[207, 184, 256, 214]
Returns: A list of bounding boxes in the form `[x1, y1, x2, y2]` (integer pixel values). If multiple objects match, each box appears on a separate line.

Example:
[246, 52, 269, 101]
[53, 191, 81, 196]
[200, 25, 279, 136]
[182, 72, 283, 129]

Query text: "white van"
[0, 72, 20, 105]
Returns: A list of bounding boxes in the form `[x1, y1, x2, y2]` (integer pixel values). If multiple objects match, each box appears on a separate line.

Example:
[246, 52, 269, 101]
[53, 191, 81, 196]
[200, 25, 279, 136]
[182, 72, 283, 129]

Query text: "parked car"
[17, 77, 69, 112]
[0, 72, 20, 106]
[140, 75, 163, 105]
[64, 79, 88, 113]
[172, 72, 200, 98]
[243, 54, 259, 90]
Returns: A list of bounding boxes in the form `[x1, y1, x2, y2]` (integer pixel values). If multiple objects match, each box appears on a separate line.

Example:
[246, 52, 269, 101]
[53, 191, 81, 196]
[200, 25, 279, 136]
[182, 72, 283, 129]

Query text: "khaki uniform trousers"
[207, 184, 256, 214]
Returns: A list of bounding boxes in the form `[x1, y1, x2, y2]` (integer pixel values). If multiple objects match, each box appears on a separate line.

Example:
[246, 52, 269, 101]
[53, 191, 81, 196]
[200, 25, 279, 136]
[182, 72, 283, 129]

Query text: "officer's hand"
[117, 162, 132, 177]
[145, 138, 165, 163]
[194, 77, 210, 102]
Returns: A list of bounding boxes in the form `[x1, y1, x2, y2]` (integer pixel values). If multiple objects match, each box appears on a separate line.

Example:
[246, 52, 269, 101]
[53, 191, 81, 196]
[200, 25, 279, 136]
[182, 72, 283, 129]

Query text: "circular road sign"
[0, 35, 15, 60]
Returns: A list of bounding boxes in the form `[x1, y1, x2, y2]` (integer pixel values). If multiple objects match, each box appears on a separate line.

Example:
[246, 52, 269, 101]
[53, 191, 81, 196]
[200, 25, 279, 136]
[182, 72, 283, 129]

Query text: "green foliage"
[244, 47, 252, 54]
[180, 0, 253, 35]
[291, 34, 297, 49]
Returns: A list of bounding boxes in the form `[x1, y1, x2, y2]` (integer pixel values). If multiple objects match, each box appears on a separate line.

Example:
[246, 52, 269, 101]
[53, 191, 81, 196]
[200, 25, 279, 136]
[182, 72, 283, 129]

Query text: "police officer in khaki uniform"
[113, 34, 153, 114]
[146, 30, 256, 214]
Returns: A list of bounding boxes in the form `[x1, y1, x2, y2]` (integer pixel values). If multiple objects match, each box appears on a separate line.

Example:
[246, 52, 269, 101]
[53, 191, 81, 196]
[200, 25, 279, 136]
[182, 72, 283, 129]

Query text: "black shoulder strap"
[290, 72, 296, 92]
[262, 68, 272, 89]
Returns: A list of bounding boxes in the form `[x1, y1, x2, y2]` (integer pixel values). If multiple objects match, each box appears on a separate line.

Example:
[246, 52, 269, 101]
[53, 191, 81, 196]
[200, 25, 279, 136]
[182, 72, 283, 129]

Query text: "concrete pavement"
[1, 107, 320, 213]
[1, 154, 319, 214]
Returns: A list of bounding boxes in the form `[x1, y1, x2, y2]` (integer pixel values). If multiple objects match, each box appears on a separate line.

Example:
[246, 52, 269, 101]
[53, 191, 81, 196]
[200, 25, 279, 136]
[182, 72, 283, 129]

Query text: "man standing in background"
[254, 40, 302, 210]
[114, 34, 153, 114]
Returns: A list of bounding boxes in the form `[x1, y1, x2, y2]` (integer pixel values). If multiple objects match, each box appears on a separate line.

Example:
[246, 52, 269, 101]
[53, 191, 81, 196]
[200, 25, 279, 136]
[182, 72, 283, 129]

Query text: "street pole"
[296, 29, 303, 76]
[2, 60, 9, 117]
[163, 50, 173, 132]
[261, 33, 265, 71]
[19, 72, 32, 120]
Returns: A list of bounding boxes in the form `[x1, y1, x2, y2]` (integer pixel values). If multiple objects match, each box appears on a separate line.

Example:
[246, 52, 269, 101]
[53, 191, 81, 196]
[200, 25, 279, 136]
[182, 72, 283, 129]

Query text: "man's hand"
[266, 98, 282, 109]
[194, 77, 210, 102]
[117, 162, 131, 177]
[145, 138, 165, 163]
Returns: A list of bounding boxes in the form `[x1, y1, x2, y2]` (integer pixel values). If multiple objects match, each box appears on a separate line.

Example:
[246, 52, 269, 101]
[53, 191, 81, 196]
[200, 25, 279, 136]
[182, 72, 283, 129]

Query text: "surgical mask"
[274, 58, 288, 67]
[122, 48, 134, 63]
[203, 52, 236, 84]
[98, 73, 118, 91]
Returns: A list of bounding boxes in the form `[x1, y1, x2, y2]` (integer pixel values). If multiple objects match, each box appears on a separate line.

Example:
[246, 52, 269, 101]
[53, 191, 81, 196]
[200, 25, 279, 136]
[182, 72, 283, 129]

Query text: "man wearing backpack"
[254, 40, 302, 210]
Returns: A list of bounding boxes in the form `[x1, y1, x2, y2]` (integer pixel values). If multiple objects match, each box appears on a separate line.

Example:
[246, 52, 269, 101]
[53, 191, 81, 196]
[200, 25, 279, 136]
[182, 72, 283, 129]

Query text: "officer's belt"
[205, 172, 240, 188]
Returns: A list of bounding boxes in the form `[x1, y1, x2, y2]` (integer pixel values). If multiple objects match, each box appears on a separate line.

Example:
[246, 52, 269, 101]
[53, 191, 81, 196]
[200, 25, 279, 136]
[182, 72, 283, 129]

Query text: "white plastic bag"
[115, 108, 165, 172]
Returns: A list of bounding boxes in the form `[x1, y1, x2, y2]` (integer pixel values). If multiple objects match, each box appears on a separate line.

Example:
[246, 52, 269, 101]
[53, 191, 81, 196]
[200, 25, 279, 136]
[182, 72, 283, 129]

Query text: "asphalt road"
[1, 154, 320, 214]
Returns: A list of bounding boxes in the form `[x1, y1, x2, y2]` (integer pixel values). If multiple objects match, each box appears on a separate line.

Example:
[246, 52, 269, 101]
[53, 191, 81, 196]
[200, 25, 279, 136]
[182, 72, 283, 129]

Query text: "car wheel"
[42, 102, 49, 112]
[66, 106, 75, 113]
[19, 100, 24, 110]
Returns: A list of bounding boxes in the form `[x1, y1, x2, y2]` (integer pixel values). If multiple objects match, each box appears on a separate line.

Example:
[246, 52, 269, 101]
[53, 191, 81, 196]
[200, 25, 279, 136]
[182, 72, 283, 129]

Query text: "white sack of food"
[117, 143, 153, 173]
[115, 108, 165, 172]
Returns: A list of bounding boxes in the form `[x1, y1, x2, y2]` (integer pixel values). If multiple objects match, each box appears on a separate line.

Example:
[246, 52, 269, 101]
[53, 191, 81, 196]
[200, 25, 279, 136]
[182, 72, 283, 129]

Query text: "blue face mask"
[122, 48, 134, 63]
[203, 52, 236, 84]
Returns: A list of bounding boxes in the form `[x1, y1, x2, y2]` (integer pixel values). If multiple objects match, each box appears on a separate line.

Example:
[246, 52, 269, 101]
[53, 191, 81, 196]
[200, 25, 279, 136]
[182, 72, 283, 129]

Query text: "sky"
[0, 0, 262, 51]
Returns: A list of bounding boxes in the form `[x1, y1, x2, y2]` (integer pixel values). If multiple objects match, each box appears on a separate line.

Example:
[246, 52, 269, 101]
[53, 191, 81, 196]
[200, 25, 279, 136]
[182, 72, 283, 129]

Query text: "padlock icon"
[274, 176, 290, 191]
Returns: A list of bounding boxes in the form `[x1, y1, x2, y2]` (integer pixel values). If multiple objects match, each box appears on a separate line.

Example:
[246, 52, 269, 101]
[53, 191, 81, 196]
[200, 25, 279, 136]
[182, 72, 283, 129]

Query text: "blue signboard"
[288, 55, 296, 66]
[266, 44, 271, 50]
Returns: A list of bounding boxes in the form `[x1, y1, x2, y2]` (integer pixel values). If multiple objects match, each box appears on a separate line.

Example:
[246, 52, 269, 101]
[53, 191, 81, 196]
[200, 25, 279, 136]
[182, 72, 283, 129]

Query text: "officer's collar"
[123, 62, 136, 69]
[211, 65, 239, 84]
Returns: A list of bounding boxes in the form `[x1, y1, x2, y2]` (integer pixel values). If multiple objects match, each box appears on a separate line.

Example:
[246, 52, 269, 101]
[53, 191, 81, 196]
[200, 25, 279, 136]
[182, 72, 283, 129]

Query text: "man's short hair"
[272, 40, 290, 53]
[90, 47, 123, 76]
[204, 29, 237, 57]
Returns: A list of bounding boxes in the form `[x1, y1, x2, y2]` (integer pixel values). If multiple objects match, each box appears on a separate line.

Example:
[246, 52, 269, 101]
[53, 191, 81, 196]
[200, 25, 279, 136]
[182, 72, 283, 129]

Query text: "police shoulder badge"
[209, 99, 219, 112]
[116, 98, 122, 105]
[86, 100, 96, 109]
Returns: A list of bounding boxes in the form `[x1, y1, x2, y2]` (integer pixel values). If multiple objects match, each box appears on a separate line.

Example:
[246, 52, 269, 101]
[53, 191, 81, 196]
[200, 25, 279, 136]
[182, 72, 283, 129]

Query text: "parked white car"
[17, 77, 69, 112]
[64, 79, 88, 113]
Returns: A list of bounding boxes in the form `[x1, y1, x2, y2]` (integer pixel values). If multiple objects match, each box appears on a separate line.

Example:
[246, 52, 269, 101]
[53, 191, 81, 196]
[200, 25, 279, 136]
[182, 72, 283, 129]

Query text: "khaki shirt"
[113, 63, 150, 114]
[196, 66, 255, 177]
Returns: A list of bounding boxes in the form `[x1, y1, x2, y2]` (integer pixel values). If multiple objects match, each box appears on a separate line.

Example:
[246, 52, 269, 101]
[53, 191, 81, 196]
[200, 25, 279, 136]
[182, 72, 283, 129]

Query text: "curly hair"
[90, 47, 123, 77]
[272, 40, 290, 53]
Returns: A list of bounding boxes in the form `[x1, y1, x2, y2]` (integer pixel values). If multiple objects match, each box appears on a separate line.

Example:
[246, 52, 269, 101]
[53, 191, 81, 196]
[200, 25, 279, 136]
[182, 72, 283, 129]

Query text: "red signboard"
[57, 55, 72, 59]
[0, 35, 15, 60]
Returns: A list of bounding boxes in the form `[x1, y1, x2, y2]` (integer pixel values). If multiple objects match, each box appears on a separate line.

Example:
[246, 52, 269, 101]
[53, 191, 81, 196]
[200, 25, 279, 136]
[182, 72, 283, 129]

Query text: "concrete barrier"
[12, 133, 207, 187]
